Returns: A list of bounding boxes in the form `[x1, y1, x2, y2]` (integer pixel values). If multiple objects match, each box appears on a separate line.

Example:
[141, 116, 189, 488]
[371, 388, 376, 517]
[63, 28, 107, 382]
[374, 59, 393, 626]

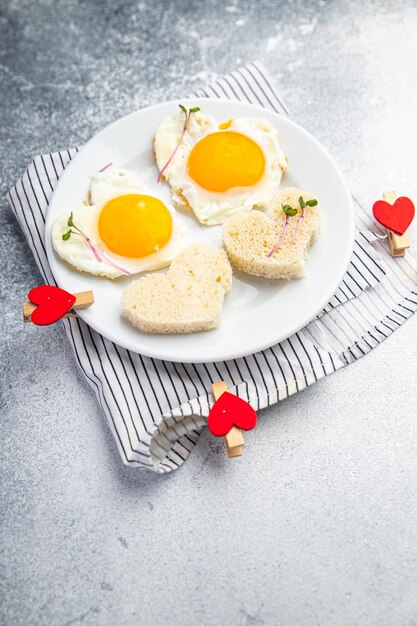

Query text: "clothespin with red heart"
[23, 285, 94, 325]
[373, 192, 414, 257]
[208, 381, 257, 458]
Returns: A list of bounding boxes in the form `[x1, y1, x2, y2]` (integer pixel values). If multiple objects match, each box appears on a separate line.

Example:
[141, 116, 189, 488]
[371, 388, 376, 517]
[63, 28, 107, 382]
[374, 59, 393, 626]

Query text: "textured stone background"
[2, 1, 417, 624]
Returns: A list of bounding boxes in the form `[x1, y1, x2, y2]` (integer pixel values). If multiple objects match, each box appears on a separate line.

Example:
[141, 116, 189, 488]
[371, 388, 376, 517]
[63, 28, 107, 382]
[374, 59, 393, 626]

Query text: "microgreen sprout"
[268, 204, 297, 257]
[99, 162, 113, 173]
[290, 196, 317, 244]
[157, 104, 200, 183]
[62, 212, 131, 275]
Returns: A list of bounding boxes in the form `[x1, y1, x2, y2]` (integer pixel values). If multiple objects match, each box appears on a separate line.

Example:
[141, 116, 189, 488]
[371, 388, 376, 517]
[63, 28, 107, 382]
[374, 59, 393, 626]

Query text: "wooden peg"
[23, 290, 94, 323]
[383, 191, 410, 257]
[211, 381, 245, 458]
[23, 303, 78, 322]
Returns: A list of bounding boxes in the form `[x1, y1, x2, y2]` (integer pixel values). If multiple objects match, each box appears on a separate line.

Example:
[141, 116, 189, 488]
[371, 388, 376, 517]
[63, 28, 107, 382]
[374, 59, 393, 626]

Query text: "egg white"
[89, 167, 149, 205]
[154, 112, 288, 226]
[51, 168, 189, 280]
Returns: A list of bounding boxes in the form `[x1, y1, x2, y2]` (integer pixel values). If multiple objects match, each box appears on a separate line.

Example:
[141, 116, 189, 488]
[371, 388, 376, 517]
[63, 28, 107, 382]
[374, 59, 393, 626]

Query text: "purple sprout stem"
[72, 230, 102, 262]
[85, 237, 103, 263]
[99, 162, 113, 173]
[72, 230, 131, 275]
[157, 112, 189, 183]
[268, 215, 290, 257]
[98, 251, 131, 276]
[290, 209, 305, 244]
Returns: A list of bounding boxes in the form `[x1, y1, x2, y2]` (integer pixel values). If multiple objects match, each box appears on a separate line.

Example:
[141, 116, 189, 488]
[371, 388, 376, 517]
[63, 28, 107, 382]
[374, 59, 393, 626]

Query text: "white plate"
[45, 98, 355, 363]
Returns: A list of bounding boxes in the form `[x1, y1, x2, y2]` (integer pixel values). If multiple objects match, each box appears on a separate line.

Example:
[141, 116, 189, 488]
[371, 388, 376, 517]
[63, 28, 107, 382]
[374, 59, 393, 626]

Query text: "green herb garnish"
[290, 196, 318, 244]
[61, 212, 131, 275]
[268, 203, 297, 257]
[157, 105, 200, 183]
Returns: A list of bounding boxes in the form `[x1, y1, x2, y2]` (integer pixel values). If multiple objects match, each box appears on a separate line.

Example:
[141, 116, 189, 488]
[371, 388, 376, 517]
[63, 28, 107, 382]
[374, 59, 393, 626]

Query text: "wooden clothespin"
[23, 286, 94, 325]
[383, 192, 410, 257]
[208, 381, 257, 458]
[373, 192, 414, 257]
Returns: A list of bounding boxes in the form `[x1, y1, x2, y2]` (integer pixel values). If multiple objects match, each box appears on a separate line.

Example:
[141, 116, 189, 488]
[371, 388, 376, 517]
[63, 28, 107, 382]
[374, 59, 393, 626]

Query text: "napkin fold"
[9, 62, 417, 472]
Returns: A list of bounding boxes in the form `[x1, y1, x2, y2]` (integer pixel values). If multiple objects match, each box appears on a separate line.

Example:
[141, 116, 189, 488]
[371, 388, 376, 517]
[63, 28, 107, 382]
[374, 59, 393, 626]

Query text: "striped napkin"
[8, 62, 417, 473]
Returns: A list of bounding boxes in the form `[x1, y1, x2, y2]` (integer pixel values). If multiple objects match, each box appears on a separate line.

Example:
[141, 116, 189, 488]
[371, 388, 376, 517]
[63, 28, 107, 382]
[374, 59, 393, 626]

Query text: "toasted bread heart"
[121, 244, 232, 334]
[222, 187, 319, 280]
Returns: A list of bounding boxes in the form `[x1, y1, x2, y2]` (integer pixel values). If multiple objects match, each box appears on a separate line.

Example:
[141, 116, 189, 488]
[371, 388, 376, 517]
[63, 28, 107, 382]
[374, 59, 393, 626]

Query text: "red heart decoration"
[372, 197, 415, 235]
[208, 391, 257, 436]
[28, 285, 76, 326]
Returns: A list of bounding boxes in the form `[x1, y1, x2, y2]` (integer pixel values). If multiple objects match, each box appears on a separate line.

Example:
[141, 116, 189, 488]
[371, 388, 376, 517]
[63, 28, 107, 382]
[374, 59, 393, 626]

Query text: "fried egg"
[51, 167, 189, 279]
[154, 111, 288, 226]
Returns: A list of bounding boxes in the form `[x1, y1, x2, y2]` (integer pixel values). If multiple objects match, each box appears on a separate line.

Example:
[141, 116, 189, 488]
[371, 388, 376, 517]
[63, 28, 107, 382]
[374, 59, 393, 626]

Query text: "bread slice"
[122, 244, 232, 334]
[222, 187, 320, 280]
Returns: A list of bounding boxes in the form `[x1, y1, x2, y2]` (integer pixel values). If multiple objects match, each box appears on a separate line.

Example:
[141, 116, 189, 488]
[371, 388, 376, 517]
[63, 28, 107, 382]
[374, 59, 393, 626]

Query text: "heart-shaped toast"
[222, 187, 320, 280]
[373, 197, 415, 235]
[122, 244, 232, 334]
[28, 285, 76, 325]
[208, 391, 257, 436]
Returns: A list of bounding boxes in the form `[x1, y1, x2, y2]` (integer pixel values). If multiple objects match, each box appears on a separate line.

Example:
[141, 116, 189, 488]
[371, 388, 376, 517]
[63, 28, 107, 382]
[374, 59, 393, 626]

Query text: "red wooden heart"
[28, 285, 76, 326]
[208, 391, 257, 436]
[372, 197, 415, 235]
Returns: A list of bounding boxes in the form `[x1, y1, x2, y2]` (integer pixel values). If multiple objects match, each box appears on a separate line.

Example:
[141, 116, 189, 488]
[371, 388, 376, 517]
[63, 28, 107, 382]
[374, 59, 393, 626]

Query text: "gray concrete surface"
[2, 1, 417, 624]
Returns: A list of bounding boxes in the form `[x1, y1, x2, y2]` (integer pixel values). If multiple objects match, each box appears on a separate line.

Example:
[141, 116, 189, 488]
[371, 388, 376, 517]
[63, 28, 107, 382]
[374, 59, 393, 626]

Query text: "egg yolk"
[187, 131, 265, 192]
[98, 194, 172, 258]
[218, 119, 233, 129]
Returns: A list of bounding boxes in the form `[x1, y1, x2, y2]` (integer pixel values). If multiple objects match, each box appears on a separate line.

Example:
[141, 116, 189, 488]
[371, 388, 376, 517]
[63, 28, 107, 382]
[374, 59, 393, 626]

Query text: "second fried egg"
[51, 167, 189, 279]
[154, 111, 288, 225]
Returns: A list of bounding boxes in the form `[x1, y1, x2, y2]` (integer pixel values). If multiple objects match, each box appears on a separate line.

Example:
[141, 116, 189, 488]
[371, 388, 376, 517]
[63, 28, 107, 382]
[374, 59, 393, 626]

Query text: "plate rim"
[45, 96, 355, 363]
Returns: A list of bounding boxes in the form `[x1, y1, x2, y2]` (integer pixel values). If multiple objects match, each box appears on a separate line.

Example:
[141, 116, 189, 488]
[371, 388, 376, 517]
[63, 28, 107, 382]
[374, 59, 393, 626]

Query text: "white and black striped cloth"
[8, 62, 417, 473]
